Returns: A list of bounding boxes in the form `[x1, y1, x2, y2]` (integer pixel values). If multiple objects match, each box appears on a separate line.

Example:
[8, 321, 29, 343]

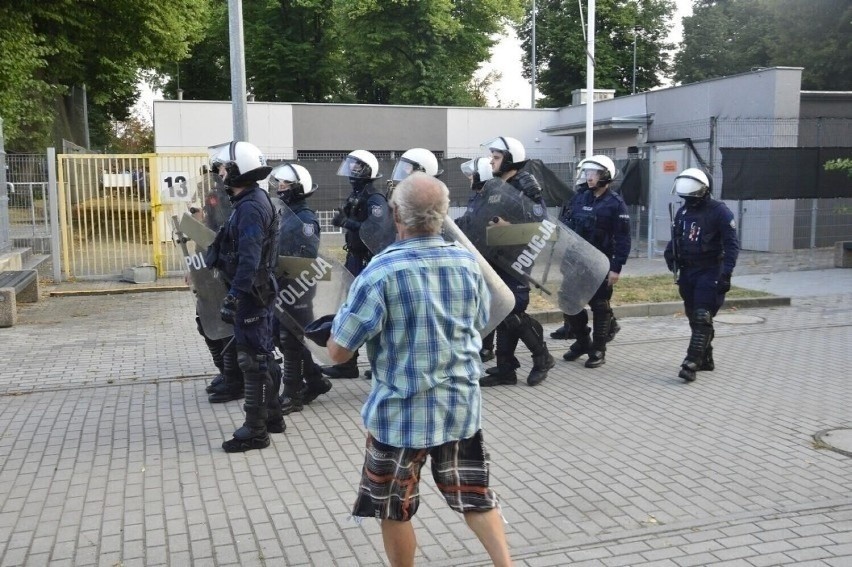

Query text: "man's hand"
[331, 208, 346, 228]
[717, 273, 732, 294]
[607, 271, 620, 287]
[220, 293, 237, 324]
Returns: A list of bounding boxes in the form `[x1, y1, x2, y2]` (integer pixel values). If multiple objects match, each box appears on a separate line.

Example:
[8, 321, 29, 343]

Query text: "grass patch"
[529, 274, 773, 310]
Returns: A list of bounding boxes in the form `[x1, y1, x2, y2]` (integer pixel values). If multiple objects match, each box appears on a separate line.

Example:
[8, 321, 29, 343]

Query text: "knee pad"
[237, 347, 266, 375]
[502, 313, 524, 332]
[693, 308, 712, 326]
[590, 298, 611, 313]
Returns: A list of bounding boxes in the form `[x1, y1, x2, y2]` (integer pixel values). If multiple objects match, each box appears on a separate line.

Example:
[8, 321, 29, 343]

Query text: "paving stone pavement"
[1, 262, 851, 565]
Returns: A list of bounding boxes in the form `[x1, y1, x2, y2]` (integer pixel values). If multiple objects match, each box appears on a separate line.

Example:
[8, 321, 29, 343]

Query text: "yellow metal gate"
[56, 153, 212, 279]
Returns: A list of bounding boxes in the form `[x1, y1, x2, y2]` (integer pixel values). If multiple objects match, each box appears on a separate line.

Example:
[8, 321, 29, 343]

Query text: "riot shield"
[441, 217, 515, 339]
[357, 188, 397, 255]
[457, 179, 610, 315]
[272, 204, 354, 365]
[172, 214, 233, 340]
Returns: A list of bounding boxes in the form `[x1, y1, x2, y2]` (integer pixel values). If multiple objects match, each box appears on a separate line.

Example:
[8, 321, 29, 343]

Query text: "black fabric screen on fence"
[720, 147, 852, 200]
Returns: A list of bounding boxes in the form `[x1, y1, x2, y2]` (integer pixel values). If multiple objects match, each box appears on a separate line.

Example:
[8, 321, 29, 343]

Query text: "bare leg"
[464, 509, 513, 567]
[381, 519, 416, 567]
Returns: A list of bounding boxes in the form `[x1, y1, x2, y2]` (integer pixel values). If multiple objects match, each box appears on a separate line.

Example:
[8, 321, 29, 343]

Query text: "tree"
[333, 0, 523, 105]
[0, 1, 210, 152]
[516, 0, 676, 108]
[674, 0, 852, 90]
[104, 112, 155, 154]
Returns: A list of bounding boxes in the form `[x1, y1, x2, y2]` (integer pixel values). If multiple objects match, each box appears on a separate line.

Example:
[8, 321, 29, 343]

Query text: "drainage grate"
[814, 428, 852, 458]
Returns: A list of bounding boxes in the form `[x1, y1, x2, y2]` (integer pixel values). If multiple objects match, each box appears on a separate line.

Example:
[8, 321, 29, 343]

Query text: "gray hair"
[390, 172, 449, 235]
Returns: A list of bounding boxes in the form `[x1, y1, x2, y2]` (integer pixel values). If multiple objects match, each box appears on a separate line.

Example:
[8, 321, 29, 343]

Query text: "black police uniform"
[274, 198, 332, 412]
[664, 195, 739, 381]
[207, 183, 284, 451]
[560, 184, 631, 367]
[324, 178, 391, 378]
[481, 169, 555, 387]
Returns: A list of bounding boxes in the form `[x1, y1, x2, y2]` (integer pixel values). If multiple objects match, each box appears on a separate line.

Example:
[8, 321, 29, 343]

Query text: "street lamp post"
[531, 0, 536, 108]
[632, 26, 639, 95]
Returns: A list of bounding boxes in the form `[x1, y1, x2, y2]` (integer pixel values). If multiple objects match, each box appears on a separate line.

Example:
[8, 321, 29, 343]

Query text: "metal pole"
[531, 0, 536, 108]
[228, 0, 248, 140]
[585, 0, 595, 158]
[632, 27, 638, 95]
[47, 148, 62, 281]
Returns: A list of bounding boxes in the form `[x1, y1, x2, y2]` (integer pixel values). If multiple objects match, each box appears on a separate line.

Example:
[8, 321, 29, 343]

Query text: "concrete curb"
[531, 295, 792, 324]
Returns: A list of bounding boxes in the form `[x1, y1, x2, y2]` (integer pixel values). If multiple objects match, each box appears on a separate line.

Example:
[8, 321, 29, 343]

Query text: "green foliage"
[674, 0, 852, 90]
[516, 0, 676, 107]
[0, 0, 210, 152]
[825, 159, 852, 178]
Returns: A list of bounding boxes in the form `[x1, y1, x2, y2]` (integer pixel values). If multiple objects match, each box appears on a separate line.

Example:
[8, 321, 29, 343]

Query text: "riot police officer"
[269, 163, 333, 412]
[478, 136, 555, 387]
[664, 168, 739, 382]
[560, 155, 631, 368]
[206, 141, 284, 452]
[191, 165, 244, 403]
[456, 156, 497, 362]
[322, 150, 389, 379]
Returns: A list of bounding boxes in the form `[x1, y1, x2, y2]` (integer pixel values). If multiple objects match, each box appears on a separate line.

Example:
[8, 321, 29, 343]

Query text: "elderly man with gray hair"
[327, 172, 513, 567]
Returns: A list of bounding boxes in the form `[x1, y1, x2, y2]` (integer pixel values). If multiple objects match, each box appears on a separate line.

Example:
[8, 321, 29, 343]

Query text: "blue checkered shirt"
[331, 235, 491, 449]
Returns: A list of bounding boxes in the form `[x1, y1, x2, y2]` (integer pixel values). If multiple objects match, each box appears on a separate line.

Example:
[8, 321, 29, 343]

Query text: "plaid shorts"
[351, 430, 499, 522]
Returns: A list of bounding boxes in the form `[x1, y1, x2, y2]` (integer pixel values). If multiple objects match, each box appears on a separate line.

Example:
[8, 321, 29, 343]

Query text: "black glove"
[717, 273, 732, 294]
[304, 314, 335, 347]
[331, 208, 346, 228]
[666, 259, 675, 273]
[220, 293, 237, 324]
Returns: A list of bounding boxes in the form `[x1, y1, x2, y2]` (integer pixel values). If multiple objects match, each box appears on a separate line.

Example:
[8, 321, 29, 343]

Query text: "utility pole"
[228, 0, 248, 140]
[585, 0, 595, 157]
[632, 26, 640, 95]
[531, 0, 536, 108]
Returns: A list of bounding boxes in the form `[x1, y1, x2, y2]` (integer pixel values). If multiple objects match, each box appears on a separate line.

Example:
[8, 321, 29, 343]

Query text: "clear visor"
[336, 156, 370, 179]
[480, 137, 508, 153]
[460, 159, 477, 178]
[207, 142, 231, 170]
[391, 158, 418, 182]
[269, 164, 297, 191]
[672, 176, 706, 197]
[576, 164, 605, 184]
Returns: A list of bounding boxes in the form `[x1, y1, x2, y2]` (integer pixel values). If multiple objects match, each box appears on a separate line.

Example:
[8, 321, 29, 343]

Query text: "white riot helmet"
[268, 163, 317, 203]
[208, 141, 272, 187]
[578, 154, 616, 187]
[481, 136, 526, 174]
[672, 167, 711, 200]
[460, 157, 493, 190]
[336, 149, 381, 180]
[391, 148, 443, 181]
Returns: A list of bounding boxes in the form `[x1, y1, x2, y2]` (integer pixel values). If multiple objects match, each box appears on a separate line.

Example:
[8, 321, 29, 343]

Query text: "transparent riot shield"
[458, 179, 610, 315]
[272, 204, 354, 365]
[441, 217, 515, 339]
[172, 213, 233, 340]
[357, 190, 397, 255]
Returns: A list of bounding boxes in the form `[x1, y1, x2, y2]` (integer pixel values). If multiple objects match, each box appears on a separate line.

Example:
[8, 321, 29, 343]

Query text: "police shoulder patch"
[371, 205, 383, 218]
[729, 219, 737, 229]
[303, 224, 315, 237]
[533, 203, 544, 217]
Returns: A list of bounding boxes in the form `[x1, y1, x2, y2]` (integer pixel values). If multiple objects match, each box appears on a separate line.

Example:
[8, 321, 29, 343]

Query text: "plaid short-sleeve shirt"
[331, 236, 491, 449]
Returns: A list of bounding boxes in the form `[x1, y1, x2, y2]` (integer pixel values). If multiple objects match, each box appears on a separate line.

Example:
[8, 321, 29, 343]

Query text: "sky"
[136, 0, 694, 117]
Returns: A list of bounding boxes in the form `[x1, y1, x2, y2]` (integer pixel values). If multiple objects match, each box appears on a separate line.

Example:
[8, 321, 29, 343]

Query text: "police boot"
[563, 312, 591, 361]
[607, 315, 621, 343]
[321, 350, 360, 379]
[479, 356, 518, 387]
[279, 349, 305, 415]
[699, 345, 715, 371]
[513, 313, 554, 386]
[679, 309, 713, 383]
[302, 349, 332, 404]
[223, 351, 270, 453]
[585, 309, 611, 368]
[550, 313, 575, 340]
[266, 358, 286, 434]
[208, 342, 244, 403]
[203, 334, 226, 393]
[479, 329, 496, 362]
